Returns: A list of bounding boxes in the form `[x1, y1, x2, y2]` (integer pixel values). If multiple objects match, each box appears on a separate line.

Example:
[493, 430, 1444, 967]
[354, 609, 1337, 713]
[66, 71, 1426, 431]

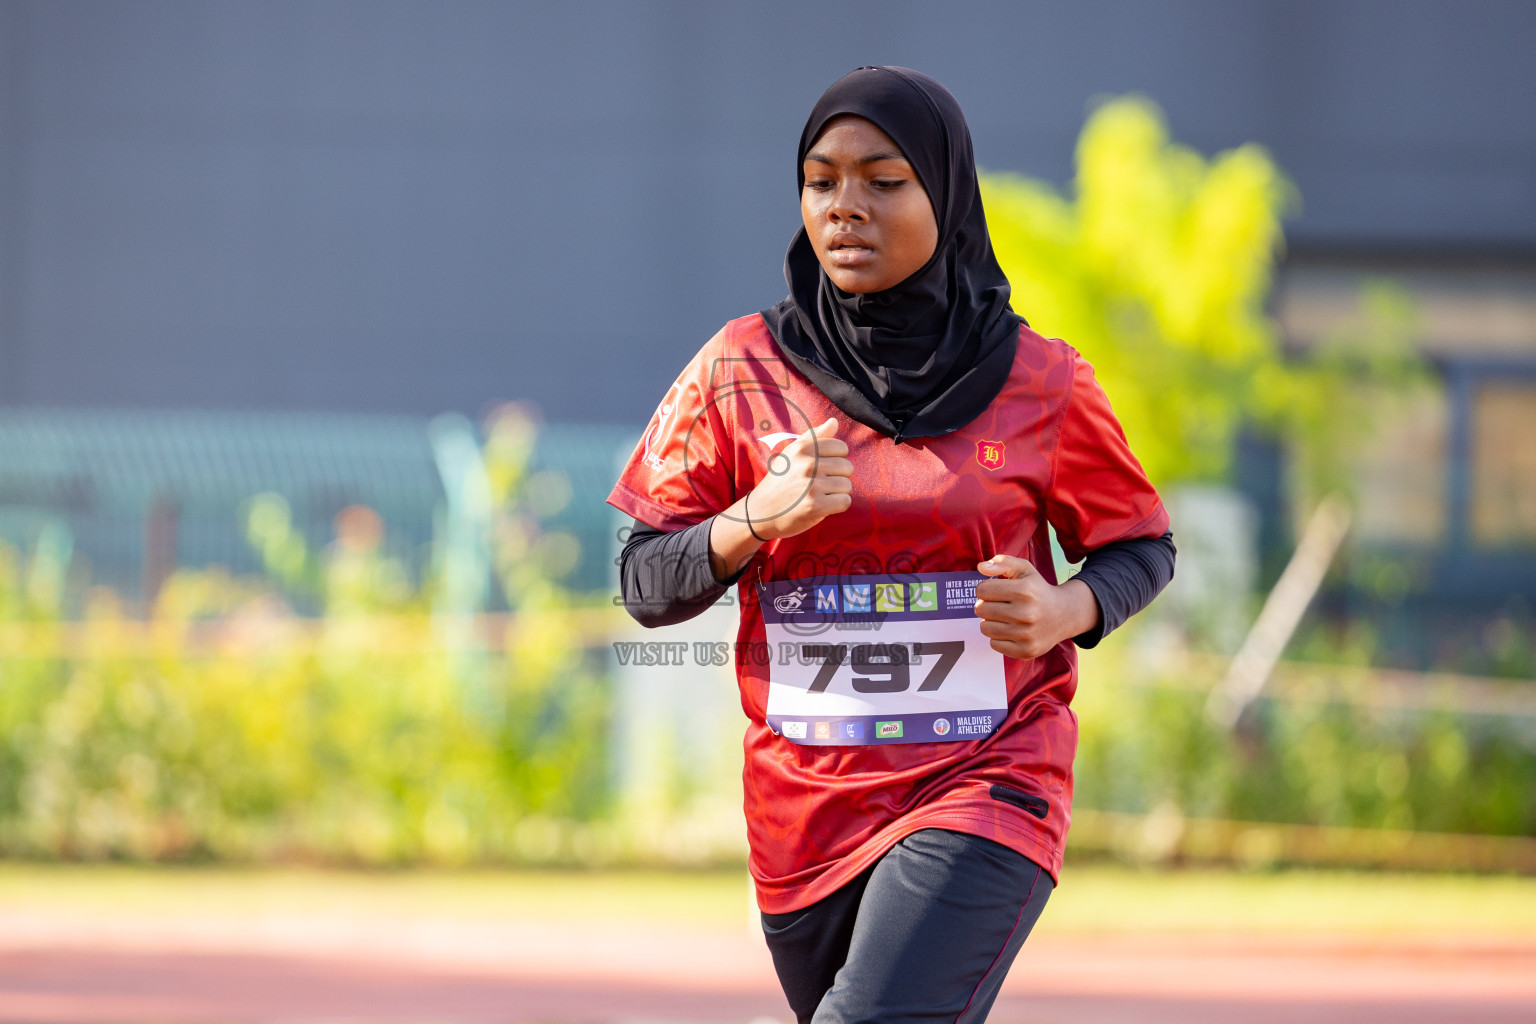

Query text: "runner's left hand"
[973, 554, 1099, 660]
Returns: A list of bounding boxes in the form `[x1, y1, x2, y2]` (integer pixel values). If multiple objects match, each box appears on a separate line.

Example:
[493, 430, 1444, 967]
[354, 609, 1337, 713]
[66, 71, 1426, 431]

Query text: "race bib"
[761, 572, 1007, 745]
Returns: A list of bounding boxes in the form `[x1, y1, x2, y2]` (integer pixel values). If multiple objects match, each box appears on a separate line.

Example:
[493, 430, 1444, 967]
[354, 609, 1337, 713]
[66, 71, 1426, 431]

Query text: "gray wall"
[1, 0, 1533, 424]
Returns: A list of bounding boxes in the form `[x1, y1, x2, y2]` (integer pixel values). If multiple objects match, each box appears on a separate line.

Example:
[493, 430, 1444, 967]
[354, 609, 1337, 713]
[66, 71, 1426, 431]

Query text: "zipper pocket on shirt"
[989, 784, 1049, 820]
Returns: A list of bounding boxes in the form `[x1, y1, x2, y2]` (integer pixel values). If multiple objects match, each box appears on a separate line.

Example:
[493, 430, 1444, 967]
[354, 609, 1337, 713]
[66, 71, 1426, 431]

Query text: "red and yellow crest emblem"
[976, 439, 1005, 471]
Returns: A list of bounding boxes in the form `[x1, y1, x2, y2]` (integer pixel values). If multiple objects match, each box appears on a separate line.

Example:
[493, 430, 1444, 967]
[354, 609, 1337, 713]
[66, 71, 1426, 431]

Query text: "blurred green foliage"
[0, 406, 614, 864]
[982, 96, 1426, 491]
[979, 98, 1534, 854]
[1074, 638, 1536, 841]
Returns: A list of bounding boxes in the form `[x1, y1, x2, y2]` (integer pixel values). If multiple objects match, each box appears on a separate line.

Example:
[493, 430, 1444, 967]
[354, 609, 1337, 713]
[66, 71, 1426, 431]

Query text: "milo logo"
[875, 721, 903, 739]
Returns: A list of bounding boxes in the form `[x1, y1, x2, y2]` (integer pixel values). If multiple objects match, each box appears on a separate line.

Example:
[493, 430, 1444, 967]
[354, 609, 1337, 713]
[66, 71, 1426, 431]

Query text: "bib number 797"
[798, 641, 964, 694]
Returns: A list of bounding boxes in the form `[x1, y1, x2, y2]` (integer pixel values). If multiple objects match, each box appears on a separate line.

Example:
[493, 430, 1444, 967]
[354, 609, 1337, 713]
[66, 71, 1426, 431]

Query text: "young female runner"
[610, 66, 1174, 1024]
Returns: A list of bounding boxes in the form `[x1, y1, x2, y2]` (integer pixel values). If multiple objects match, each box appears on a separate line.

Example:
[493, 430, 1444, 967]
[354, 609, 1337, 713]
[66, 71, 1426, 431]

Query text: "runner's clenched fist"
[974, 554, 1099, 660]
[706, 417, 853, 580]
[746, 417, 853, 540]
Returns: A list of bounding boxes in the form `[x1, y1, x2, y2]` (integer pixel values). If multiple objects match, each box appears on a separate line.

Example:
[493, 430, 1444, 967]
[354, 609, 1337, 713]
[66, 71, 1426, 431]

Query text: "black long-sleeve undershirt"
[1067, 529, 1177, 646]
[618, 517, 1175, 647]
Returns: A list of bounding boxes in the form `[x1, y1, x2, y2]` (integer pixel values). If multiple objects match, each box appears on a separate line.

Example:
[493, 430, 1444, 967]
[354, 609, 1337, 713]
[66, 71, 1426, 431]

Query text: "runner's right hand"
[746, 417, 853, 540]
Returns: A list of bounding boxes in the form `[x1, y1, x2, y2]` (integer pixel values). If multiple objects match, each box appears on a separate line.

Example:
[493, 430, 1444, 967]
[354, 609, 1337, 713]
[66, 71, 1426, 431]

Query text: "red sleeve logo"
[976, 440, 1006, 471]
[641, 382, 682, 472]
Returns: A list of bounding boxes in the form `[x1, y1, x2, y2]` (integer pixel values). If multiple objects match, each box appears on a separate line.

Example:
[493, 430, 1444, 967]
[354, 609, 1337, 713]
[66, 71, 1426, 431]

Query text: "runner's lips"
[827, 234, 875, 267]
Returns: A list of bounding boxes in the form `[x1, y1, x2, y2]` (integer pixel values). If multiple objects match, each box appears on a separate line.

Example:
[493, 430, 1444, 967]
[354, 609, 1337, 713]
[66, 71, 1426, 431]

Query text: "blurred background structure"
[1, 0, 1532, 646]
[0, 0, 1532, 872]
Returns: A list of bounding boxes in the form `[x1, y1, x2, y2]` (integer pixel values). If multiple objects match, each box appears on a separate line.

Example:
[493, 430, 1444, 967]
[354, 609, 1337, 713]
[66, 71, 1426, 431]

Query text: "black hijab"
[761, 66, 1023, 442]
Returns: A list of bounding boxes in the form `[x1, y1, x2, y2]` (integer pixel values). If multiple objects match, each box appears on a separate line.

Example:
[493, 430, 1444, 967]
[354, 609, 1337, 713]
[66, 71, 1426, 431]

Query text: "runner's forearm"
[618, 516, 750, 627]
[1071, 530, 1176, 647]
[707, 498, 765, 583]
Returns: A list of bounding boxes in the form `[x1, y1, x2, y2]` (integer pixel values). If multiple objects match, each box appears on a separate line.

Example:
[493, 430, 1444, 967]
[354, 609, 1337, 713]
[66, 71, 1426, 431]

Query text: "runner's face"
[801, 116, 938, 294]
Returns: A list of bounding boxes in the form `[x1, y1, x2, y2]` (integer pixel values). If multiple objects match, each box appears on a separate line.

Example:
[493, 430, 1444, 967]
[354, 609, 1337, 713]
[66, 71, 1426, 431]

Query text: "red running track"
[2, 907, 1534, 1022]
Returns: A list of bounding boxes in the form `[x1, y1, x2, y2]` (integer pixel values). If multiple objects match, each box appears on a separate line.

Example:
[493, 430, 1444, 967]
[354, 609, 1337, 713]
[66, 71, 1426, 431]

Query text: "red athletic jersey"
[608, 314, 1167, 913]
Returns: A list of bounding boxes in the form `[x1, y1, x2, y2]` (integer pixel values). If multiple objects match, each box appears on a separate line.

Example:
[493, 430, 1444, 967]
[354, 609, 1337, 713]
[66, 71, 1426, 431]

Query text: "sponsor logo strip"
[769, 710, 1004, 745]
[761, 571, 987, 625]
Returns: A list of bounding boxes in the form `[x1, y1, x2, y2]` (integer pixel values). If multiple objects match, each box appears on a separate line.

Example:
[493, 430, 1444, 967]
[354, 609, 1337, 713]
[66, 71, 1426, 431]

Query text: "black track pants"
[760, 828, 1053, 1024]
